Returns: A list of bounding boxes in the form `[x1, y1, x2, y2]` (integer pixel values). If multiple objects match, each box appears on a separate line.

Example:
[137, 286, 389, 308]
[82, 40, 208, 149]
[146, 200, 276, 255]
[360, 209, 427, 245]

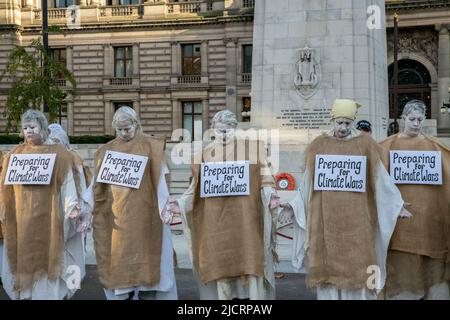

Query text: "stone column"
[436, 25, 450, 131]
[202, 98, 209, 133]
[134, 99, 140, 123]
[104, 100, 114, 135]
[80, 0, 87, 6]
[201, 40, 208, 76]
[67, 101, 74, 135]
[103, 44, 113, 78]
[170, 41, 177, 75]
[66, 45, 73, 73]
[225, 38, 237, 114]
[132, 43, 139, 78]
[172, 99, 182, 134]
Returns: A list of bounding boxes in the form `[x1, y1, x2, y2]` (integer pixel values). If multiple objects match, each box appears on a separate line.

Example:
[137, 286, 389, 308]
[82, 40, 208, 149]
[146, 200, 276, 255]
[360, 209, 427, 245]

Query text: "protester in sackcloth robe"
[278, 99, 412, 300]
[0, 109, 81, 300]
[379, 100, 450, 300]
[93, 106, 177, 300]
[47, 123, 94, 283]
[167, 109, 281, 300]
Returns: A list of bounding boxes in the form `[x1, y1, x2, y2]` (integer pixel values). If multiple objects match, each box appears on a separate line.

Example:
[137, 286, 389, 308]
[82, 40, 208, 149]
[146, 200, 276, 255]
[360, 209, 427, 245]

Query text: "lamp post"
[392, 12, 399, 134]
[42, 0, 49, 112]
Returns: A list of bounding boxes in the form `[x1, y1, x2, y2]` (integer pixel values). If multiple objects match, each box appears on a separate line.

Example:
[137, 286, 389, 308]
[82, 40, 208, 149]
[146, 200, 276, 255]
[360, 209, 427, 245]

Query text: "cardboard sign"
[390, 150, 442, 185]
[313, 154, 367, 192]
[200, 161, 250, 198]
[4, 153, 56, 185]
[96, 150, 148, 189]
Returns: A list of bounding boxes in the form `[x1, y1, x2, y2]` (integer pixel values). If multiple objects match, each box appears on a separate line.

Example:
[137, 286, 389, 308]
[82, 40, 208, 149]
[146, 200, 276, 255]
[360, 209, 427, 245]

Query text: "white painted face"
[116, 120, 137, 141]
[333, 117, 354, 139]
[22, 120, 44, 145]
[213, 122, 235, 144]
[403, 109, 424, 137]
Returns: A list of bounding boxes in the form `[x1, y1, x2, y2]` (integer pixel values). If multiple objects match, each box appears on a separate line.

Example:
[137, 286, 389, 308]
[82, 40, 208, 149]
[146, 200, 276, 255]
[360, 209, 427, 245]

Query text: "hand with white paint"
[399, 202, 413, 218]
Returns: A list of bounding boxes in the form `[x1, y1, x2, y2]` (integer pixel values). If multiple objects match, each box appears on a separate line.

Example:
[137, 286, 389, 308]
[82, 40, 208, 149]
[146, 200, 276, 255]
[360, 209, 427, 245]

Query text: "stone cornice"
[19, 14, 253, 35]
[386, 0, 450, 11]
[0, 24, 24, 33]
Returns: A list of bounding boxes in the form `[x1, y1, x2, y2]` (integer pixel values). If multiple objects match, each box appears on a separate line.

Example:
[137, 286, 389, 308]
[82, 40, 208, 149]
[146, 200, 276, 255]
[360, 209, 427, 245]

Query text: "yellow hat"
[330, 99, 362, 120]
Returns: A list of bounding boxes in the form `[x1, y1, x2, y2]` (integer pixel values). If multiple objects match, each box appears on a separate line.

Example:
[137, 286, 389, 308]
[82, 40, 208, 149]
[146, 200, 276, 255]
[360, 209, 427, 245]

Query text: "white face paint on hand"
[403, 110, 424, 138]
[213, 122, 235, 144]
[115, 120, 137, 141]
[332, 117, 354, 139]
[22, 120, 44, 145]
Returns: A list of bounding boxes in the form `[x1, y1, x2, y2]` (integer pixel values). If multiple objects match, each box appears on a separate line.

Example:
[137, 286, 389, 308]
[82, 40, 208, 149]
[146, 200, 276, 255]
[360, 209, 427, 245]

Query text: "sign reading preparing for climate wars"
[389, 150, 442, 185]
[5, 153, 56, 185]
[200, 161, 250, 198]
[313, 155, 367, 192]
[97, 150, 149, 189]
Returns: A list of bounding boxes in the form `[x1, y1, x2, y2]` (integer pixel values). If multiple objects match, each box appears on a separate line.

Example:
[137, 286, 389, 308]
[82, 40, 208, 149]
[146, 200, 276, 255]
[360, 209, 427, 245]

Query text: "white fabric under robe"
[286, 129, 404, 300]
[178, 180, 276, 300]
[1, 168, 82, 300]
[103, 162, 178, 300]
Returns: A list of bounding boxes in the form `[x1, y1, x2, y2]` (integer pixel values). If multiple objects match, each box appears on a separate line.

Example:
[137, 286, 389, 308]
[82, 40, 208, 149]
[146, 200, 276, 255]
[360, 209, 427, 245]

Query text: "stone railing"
[386, 0, 450, 11]
[24, 1, 253, 25]
[241, 73, 251, 83]
[56, 79, 67, 87]
[242, 0, 255, 8]
[98, 5, 141, 17]
[110, 77, 133, 86]
[177, 75, 201, 84]
[48, 8, 67, 19]
[112, 5, 139, 16]
[167, 1, 203, 14]
[180, 2, 201, 13]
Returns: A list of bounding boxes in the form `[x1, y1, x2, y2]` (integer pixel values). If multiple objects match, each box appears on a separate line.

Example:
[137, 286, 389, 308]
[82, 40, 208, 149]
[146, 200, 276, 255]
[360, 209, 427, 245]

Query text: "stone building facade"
[0, 0, 255, 139]
[386, 0, 450, 135]
[0, 0, 449, 137]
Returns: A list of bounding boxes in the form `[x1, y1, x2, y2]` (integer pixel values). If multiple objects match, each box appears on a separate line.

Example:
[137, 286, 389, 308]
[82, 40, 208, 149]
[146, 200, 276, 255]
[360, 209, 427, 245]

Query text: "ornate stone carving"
[294, 45, 321, 100]
[387, 28, 438, 66]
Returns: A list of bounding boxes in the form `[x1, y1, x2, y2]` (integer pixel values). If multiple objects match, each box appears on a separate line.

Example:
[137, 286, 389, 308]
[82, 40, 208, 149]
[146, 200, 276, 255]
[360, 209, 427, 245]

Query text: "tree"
[0, 38, 76, 132]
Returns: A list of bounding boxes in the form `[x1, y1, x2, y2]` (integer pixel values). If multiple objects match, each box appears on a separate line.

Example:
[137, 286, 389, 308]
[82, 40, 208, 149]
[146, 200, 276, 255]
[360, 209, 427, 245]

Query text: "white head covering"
[48, 123, 71, 150]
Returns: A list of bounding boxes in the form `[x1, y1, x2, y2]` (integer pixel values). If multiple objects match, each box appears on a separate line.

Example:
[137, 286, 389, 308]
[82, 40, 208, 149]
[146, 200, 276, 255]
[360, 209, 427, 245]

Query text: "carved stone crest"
[294, 45, 321, 99]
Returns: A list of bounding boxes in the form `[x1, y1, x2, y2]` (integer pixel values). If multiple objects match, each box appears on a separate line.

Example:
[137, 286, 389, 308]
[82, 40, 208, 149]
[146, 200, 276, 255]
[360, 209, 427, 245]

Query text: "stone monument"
[250, 0, 389, 182]
[248, 1, 390, 270]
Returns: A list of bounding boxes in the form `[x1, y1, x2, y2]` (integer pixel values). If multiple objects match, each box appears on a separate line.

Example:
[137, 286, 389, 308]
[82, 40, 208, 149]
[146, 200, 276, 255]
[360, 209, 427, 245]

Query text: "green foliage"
[69, 135, 115, 144]
[0, 134, 23, 144]
[0, 39, 77, 131]
[0, 134, 115, 145]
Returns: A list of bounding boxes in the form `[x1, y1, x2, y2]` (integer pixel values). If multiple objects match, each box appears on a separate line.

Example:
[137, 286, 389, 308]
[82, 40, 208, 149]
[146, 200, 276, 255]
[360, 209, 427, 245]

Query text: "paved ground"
[0, 266, 315, 300]
[1, 223, 317, 300]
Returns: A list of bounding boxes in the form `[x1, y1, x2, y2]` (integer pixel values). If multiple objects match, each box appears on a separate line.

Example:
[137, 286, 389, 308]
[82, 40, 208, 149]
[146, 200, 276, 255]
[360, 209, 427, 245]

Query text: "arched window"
[388, 59, 432, 119]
